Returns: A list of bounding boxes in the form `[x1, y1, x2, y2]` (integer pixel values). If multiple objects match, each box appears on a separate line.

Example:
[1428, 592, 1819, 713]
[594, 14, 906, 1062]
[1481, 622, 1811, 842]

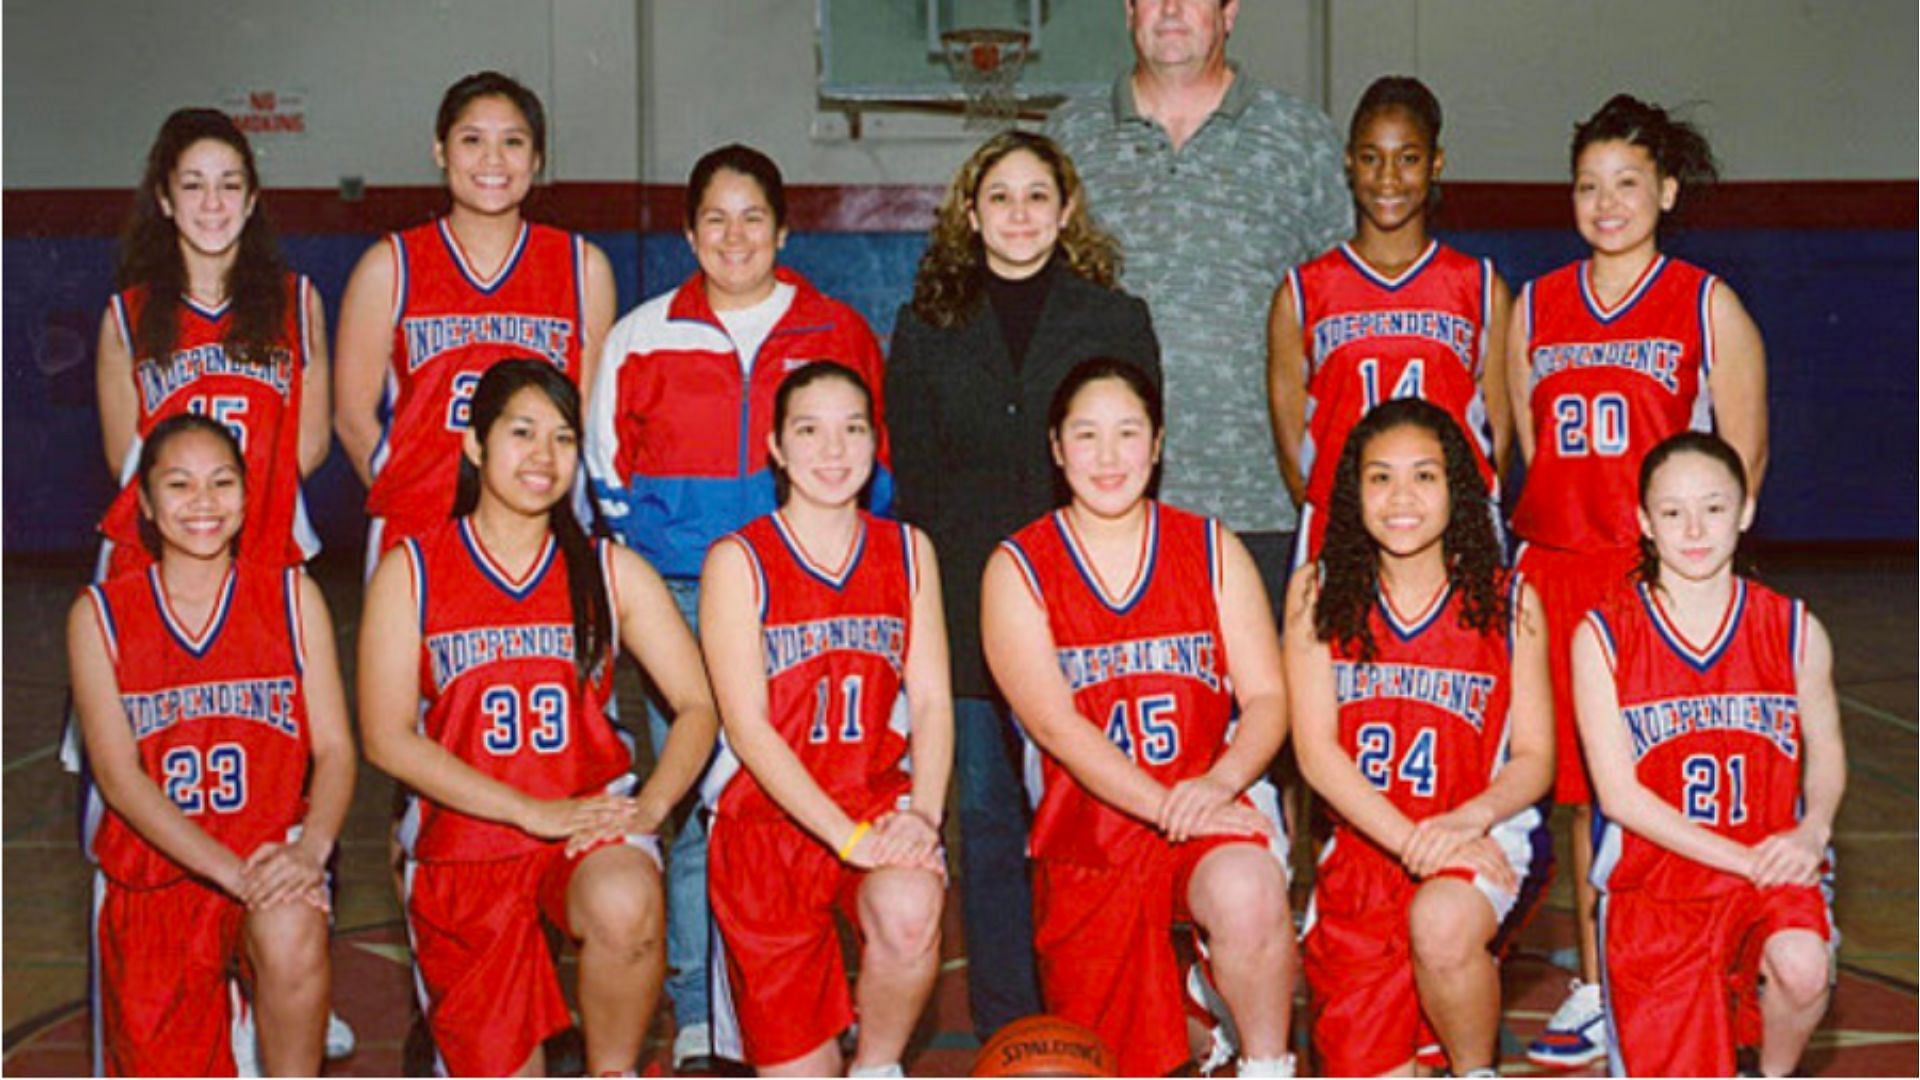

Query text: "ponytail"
[1572, 94, 1718, 225]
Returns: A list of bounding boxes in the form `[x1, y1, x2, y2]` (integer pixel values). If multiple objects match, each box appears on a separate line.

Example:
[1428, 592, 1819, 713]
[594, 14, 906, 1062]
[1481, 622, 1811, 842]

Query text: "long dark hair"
[769, 361, 875, 506]
[1572, 94, 1718, 231]
[1635, 430, 1755, 587]
[454, 359, 609, 685]
[136, 413, 246, 559]
[911, 131, 1120, 329]
[1314, 399, 1506, 664]
[117, 108, 288, 368]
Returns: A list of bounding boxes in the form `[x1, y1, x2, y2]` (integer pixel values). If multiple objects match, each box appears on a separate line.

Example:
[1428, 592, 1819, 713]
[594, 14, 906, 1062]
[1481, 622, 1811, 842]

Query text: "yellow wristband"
[837, 820, 872, 861]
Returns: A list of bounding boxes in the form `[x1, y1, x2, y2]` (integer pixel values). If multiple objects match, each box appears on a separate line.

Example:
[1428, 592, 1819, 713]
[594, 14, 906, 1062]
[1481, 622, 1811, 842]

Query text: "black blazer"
[886, 260, 1161, 698]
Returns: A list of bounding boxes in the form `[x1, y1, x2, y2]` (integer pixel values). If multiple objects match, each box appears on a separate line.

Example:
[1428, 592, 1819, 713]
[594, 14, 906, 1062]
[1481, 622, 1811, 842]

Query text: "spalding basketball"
[970, 1014, 1116, 1077]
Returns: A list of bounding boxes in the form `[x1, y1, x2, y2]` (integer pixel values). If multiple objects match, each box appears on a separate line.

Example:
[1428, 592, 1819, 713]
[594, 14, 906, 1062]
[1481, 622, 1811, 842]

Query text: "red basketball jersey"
[84, 563, 312, 887]
[1002, 502, 1235, 868]
[1328, 574, 1520, 833]
[404, 518, 628, 861]
[1512, 257, 1716, 551]
[1588, 579, 1808, 898]
[97, 276, 314, 572]
[715, 511, 916, 822]
[368, 220, 587, 549]
[1289, 242, 1497, 559]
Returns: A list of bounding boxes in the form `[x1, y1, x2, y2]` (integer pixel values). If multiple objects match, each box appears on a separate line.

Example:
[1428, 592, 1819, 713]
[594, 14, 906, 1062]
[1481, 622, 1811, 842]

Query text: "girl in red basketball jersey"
[95, 108, 330, 579]
[1509, 95, 1770, 1068]
[1269, 76, 1512, 566]
[1286, 399, 1552, 1076]
[1575, 432, 1841, 1078]
[334, 71, 617, 568]
[69, 415, 356, 1077]
[358, 360, 717, 1077]
[700, 362, 949, 1076]
[982, 359, 1296, 1078]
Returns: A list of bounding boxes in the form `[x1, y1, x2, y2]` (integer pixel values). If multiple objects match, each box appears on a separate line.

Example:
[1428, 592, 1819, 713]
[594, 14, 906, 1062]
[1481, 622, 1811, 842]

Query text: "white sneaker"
[1187, 963, 1240, 1076]
[672, 1021, 712, 1069]
[325, 1009, 356, 1059]
[1526, 977, 1609, 1068]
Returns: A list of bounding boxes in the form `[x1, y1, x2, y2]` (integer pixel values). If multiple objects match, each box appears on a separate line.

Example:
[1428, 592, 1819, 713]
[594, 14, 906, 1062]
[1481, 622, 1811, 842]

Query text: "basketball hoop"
[940, 28, 1030, 130]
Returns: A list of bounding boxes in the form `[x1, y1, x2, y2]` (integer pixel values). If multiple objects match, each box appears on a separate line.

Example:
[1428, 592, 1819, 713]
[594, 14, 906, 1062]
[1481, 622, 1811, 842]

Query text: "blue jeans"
[649, 578, 712, 1037]
[954, 696, 1041, 1037]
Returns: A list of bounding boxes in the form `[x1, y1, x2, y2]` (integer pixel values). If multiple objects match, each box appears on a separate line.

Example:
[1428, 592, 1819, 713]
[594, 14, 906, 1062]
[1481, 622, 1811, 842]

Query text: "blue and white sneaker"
[1526, 978, 1608, 1068]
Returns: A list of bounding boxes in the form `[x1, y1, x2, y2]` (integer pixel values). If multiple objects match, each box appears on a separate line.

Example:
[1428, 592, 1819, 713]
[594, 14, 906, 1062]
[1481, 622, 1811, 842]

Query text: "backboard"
[818, 0, 1132, 105]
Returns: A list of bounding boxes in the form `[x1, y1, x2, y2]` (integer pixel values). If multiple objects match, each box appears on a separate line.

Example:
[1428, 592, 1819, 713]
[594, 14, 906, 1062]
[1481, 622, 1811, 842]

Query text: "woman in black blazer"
[885, 130, 1159, 1039]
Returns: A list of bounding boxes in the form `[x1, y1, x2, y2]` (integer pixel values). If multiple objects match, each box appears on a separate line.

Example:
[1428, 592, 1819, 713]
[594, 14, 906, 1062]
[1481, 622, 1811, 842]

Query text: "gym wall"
[4, 0, 1913, 553]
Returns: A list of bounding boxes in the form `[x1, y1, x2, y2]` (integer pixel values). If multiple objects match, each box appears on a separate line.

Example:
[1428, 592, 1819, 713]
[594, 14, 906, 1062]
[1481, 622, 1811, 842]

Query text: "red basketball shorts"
[405, 836, 661, 1077]
[1602, 882, 1832, 1077]
[708, 812, 884, 1067]
[1033, 833, 1278, 1077]
[1303, 830, 1521, 1076]
[95, 872, 246, 1077]
[1516, 542, 1640, 804]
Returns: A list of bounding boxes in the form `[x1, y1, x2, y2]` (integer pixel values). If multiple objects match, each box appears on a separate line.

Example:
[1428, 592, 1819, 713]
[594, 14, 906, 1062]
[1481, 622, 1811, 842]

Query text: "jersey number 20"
[1552, 392, 1628, 457]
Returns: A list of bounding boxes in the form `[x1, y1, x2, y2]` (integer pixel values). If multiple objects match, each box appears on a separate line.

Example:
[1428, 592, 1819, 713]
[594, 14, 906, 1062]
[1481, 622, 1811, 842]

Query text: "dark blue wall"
[5, 225, 1913, 556]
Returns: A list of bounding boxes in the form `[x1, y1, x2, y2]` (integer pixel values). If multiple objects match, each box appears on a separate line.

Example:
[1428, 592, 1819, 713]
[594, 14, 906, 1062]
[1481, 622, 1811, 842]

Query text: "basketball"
[970, 1014, 1116, 1077]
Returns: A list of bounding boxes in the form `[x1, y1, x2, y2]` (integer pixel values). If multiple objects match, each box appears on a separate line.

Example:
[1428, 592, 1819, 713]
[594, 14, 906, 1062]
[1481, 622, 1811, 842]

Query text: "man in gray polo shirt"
[1048, 0, 1349, 605]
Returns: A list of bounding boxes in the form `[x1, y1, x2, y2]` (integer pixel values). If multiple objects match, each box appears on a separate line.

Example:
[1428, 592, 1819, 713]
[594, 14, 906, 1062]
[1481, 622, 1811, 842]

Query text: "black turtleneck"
[983, 256, 1055, 375]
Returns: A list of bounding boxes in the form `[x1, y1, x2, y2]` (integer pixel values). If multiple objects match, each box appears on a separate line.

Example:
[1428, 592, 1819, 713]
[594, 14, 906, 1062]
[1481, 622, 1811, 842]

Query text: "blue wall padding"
[5, 226, 1912, 555]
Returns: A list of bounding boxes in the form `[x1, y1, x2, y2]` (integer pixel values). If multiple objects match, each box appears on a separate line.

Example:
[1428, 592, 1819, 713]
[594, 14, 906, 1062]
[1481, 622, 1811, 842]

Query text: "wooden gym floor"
[4, 546, 1914, 1075]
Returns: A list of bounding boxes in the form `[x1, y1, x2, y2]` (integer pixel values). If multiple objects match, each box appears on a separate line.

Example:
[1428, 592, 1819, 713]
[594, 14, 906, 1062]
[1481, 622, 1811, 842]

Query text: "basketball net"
[941, 28, 1030, 130]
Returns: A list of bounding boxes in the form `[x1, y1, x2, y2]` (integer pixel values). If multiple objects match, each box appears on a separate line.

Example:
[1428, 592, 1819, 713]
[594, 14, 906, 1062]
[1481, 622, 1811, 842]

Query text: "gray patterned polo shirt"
[1047, 65, 1351, 533]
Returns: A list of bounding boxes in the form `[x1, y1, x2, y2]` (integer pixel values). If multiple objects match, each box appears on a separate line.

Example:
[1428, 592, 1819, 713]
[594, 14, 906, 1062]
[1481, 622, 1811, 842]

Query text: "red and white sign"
[221, 88, 308, 139]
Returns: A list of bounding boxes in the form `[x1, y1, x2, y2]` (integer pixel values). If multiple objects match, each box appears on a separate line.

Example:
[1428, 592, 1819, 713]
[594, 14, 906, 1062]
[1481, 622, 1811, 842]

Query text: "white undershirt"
[716, 281, 797, 376]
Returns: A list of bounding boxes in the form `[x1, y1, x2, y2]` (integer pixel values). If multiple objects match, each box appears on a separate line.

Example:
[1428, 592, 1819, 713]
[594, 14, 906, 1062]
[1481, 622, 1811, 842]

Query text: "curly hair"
[1314, 399, 1506, 664]
[910, 131, 1120, 329]
[116, 108, 288, 369]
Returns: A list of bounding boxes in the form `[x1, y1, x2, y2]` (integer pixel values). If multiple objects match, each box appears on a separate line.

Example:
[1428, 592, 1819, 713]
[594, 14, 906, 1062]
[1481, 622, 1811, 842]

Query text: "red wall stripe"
[5, 179, 1911, 238]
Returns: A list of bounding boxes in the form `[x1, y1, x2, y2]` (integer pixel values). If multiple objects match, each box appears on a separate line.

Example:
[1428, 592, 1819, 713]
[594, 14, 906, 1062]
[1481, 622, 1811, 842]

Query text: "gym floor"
[4, 545, 1914, 1075]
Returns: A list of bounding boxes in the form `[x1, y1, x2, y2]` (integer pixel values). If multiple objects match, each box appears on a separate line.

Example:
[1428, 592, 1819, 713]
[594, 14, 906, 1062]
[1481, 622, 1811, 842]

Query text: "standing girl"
[1269, 76, 1510, 565]
[335, 70, 616, 568]
[699, 362, 949, 1076]
[357, 360, 717, 1076]
[887, 129, 1159, 1038]
[1576, 432, 1840, 1077]
[981, 359, 1296, 1077]
[70, 415, 356, 1076]
[1510, 94, 1770, 1068]
[94, 107, 329, 580]
[1286, 399, 1552, 1076]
